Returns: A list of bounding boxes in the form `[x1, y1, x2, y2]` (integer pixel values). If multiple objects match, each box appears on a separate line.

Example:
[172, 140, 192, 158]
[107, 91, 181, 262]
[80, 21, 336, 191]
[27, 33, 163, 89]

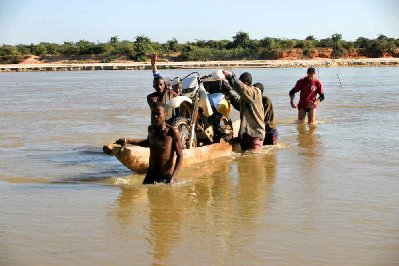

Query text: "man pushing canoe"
[116, 102, 183, 184]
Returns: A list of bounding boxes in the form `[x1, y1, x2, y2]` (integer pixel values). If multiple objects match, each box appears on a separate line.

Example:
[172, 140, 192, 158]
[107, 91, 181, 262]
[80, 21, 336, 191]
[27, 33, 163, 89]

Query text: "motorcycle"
[166, 70, 233, 149]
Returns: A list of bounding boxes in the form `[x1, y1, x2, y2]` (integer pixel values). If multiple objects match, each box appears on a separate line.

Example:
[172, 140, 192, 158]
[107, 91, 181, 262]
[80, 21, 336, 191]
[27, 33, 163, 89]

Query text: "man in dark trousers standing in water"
[222, 71, 265, 152]
[116, 102, 183, 184]
[225, 82, 278, 145]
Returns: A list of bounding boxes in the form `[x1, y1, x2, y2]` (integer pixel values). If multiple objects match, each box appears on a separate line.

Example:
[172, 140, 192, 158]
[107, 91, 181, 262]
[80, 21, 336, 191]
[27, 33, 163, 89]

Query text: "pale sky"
[0, 0, 398, 45]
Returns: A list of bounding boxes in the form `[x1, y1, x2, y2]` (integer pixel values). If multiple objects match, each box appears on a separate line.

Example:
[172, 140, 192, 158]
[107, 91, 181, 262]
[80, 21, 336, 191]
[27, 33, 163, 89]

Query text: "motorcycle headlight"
[182, 87, 195, 94]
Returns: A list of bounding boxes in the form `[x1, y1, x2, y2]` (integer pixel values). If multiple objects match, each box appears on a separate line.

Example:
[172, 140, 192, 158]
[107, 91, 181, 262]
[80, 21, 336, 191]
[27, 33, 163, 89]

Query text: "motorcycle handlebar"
[180, 72, 213, 82]
[180, 71, 199, 81]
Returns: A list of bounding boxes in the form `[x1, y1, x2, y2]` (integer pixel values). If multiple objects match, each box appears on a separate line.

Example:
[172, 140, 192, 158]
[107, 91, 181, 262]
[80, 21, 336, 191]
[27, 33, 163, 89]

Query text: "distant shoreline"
[1, 58, 398, 72]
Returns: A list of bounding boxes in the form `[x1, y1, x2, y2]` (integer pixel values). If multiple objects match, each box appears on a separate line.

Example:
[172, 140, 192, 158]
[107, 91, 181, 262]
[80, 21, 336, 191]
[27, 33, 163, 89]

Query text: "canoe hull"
[103, 140, 232, 173]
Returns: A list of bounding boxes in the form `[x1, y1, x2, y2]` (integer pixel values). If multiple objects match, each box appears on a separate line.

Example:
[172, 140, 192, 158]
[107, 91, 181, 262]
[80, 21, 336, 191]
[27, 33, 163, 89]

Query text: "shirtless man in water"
[116, 102, 183, 184]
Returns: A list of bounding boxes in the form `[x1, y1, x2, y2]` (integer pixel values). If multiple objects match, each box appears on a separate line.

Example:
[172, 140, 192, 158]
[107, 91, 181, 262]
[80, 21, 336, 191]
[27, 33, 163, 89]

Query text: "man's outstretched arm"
[222, 70, 257, 104]
[115, 137, 149, 147]
[222, 80, 241, 111]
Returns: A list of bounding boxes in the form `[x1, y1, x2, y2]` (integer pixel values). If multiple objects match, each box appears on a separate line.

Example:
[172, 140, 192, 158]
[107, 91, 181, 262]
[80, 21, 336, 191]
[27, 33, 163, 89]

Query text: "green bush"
[332, 44, 347, 58]
[41, 42, 62, 55]
[166, 38, 179, 52]
[260, 48, 283, 60]
[342, 41, 354, 51]
[132, 35, 153, 62]
[16, 45, 31, 55]
[179, 47, 252, 61]
[0, 34, 397, 62]
[32, 44, 47, 56]
[355, 37, 370, 48]
[303, 48, 312, 58]
[295, 40, 315, 49]
[232, 31, 250, 48]
[61, 42, 79, 55]
[0, 45, 19, 56]
[0, 54, 29, 64]
[366, 40, 385, 57]
[259, 37, 274, 49]
[112, 41, 135, 56]
[279, 39, 296, 49]
[386, 41, 397, 54]
[76, 40, 100, 55]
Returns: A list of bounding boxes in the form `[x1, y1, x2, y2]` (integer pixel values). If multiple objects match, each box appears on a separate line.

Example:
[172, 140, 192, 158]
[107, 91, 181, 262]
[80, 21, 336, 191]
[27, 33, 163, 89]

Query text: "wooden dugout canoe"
[103, 140, 233, 173]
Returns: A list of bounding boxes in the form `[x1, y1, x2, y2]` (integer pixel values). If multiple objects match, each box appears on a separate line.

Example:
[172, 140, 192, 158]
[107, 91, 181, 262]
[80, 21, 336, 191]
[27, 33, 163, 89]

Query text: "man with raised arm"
[151, 52, 181, 95]
[147, 53, 179, 124]
[116, 102, 183, 184]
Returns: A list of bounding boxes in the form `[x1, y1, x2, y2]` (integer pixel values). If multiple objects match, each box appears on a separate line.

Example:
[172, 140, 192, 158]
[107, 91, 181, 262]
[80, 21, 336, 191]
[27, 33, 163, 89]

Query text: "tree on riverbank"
[0, 33, 398, 64]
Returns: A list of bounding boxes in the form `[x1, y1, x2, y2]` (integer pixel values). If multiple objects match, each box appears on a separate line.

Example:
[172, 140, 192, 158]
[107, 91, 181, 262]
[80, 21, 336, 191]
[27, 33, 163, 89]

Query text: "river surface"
[0, 67, 398, 265]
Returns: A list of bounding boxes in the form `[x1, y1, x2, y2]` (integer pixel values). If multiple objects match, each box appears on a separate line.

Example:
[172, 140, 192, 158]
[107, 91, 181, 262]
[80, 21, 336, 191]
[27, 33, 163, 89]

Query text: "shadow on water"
[41, 146, 114, 165]
[51, 146, 133, 184]
[1, 145, 133, 184]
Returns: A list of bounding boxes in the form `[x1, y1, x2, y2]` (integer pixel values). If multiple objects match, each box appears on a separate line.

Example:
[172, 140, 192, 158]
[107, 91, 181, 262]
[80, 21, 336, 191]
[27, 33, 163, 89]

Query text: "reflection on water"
[147, 186, 183, 261]
[113, 160, 235, 264]
[236, 152, 276, 223]
[116, 186, 147, 225]
[296, 124, 320, 158]
[112, 152, 277, 265]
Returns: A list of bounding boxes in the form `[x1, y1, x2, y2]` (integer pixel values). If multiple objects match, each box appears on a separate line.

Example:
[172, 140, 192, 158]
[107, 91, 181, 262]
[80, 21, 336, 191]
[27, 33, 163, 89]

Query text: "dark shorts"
[263, 128, 278, 145]
[143, 172, 172, 184]
[303, 107, 312, 113]
[299, 105, 317, 113]
[240, 133, 263, 151]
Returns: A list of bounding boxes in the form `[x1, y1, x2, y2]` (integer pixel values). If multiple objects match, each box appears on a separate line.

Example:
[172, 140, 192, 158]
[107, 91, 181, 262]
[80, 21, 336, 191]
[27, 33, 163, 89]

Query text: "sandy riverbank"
[1, 58, 398, 72]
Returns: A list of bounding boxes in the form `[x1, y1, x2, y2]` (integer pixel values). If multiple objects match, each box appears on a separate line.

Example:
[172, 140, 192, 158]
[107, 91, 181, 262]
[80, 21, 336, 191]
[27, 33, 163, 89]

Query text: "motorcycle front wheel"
[171, 117, 196, 149]
[215, 116, 234, 143]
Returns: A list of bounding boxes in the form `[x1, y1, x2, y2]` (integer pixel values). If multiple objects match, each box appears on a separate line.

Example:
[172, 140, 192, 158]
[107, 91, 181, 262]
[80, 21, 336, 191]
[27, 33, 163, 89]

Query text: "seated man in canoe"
[116, 102, 183, 184]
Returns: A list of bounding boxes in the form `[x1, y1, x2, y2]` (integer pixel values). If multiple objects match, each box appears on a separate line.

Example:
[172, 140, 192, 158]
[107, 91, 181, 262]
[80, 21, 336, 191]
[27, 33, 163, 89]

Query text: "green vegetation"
[1, 33, 398, 64]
